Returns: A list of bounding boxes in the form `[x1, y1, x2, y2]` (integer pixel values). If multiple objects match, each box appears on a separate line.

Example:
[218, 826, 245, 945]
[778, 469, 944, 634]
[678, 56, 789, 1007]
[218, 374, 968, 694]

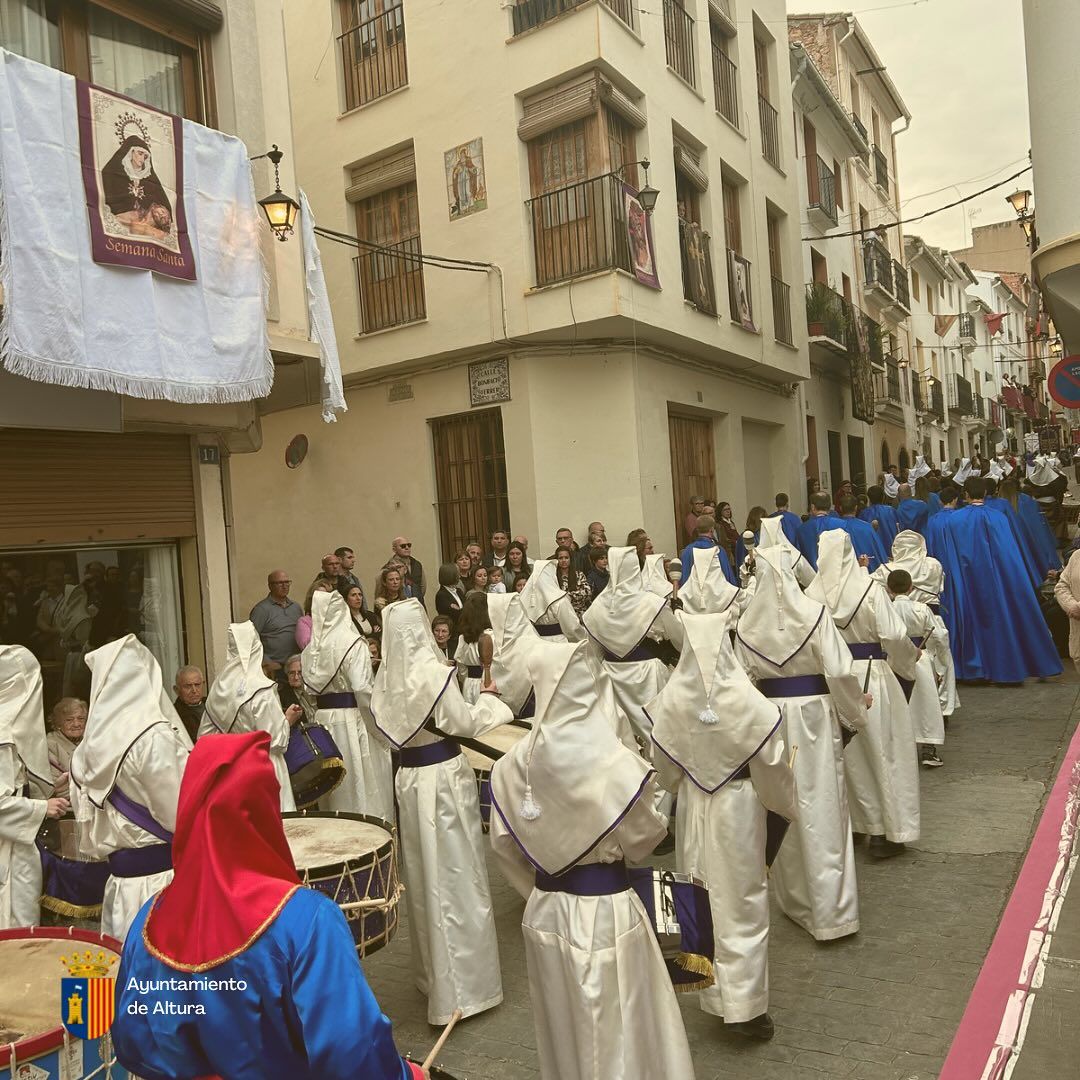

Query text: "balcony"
[931, 380, 945, 421]
[805, 282, 853, 357]
[726, 250, 755, 327]
[852, 113, 868, 144]
[958, 312, 976, 345]
[678, 218, 718, 316]
[758, 94, 781, 169]
[948, 373, 974, 415]
[806, 155, 837, 230]
[511, 0, 633, 34]
[526, 173, 631, 287]
[973, 395, 987, 421]
[863, 236, 895, 305]
[913, 374, 930, 414]
[711, 42, 739, 127]
[771, 277, 793, 345]
[1029, 357, 1047, 382]
[876, 358, 902, 408]
[663, 0, 696, 87]
[989, 398, 1004, 428]
[339, 2, 408, 112]
[863, 311, 885, 367]
[353, 236, 426, 334]
[872, 144, 889, 192]
[892, 260, 910, 313]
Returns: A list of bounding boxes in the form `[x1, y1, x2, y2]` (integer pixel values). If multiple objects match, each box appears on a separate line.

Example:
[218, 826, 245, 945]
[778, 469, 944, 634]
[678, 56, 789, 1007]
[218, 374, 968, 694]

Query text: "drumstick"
[788, 744, 798, 770]
[479, 632, 494, 689]
[422, 1008, 463, 1070]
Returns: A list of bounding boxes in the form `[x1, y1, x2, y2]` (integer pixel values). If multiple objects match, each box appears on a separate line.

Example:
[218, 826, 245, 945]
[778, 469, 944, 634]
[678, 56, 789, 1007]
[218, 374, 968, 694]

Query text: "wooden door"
[669, 413, 716, 547]
[827, 429, 843, 493]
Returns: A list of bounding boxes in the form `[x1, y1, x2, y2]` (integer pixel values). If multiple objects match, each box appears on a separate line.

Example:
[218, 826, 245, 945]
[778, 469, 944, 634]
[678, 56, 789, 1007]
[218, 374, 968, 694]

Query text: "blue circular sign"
[1048, 356, 1080, 409]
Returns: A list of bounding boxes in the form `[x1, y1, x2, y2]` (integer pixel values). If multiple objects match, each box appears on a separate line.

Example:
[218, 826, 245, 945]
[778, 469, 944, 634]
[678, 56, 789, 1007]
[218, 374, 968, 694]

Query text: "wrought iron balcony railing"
[663, 0, 696, 86]
[758, 94, 781, 168]
[872, 144, 889, 192]
[711, 43, 738, 127]
[807, 155, 837, 226]
[511, 0, 633, 34]
[339, 1, 408, 111]
[771, 277, 793, 345]
[353, 236, 426, 333]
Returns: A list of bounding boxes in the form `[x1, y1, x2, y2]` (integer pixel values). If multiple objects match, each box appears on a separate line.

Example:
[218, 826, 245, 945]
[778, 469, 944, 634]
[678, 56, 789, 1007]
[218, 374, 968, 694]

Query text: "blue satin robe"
[770, 509, 802, 545]
[927, 492, 943, 517]
[113, 888, 415, 1080]
[797, 516, 888, 571]
[985, 498, 1044, 589]
[1017, 493, 1062, 575]
[895, 499, 930, 536]
[858, 504, 900, 550]
[926, 504, 1062, 683]
[680, 538, 737, 585]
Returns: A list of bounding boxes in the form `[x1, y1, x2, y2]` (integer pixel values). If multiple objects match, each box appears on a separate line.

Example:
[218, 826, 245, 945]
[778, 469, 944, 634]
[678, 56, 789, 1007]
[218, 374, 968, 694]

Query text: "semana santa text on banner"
[0, 49, 272, 405]
[77, 81, 196, 280]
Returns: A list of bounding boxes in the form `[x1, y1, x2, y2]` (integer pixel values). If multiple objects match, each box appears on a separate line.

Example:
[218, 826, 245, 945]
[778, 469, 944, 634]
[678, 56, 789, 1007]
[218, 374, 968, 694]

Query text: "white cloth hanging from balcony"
[0, 48, 272, 404]
[299, 190, 345, 423]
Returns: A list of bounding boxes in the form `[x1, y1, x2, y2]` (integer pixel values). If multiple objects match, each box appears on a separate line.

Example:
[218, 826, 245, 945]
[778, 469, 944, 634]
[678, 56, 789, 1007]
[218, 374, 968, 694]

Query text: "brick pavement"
[364, 674, 1080, 1079]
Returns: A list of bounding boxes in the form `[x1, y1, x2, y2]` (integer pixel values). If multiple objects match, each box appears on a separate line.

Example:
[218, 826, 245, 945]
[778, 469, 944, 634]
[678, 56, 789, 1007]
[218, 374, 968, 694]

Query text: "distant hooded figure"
[100, 135, 173, 232]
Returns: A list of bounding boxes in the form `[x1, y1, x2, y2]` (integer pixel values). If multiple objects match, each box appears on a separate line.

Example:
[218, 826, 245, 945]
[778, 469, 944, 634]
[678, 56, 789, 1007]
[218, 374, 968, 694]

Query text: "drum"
[282, 811, 400, 957]
[37, 818, 109, 924]
[285, 721, 346, 808]
[628, 868, 715, 993]
[462, 721, 532, 833]
[0, 927, 128, 1080]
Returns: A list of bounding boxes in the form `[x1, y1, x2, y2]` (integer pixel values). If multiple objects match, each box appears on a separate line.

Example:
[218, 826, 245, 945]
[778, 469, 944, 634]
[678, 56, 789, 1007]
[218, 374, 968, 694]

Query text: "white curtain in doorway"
[139, 546, 183, 686]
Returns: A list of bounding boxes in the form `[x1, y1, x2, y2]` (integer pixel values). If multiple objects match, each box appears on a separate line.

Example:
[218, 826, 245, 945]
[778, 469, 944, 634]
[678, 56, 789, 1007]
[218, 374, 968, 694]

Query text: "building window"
[911, 268, 920, 301]
[767, 209, 792, 345]
[353, 177, 426, 332]
[722, 177, 741, 254]
[430, 408, 509, 563]
[605, 110, 638, 187]
[754, 35, 780, 168]
[709, 19, 738, 127]
[663, 0, 696, 87]
[833, 158, 843, 209]
[675, 147, 716, 315]
[339, 0, 408, 111]
[1, 0, 206, 120]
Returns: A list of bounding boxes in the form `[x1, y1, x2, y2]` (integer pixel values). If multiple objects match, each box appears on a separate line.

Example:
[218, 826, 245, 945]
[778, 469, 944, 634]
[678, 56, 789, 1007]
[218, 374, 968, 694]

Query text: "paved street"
[364, 674, 1080, 1079]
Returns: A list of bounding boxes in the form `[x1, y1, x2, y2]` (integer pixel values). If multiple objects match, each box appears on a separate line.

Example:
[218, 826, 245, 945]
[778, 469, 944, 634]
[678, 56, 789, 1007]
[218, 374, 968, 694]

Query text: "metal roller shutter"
[0, 430, 196, 547]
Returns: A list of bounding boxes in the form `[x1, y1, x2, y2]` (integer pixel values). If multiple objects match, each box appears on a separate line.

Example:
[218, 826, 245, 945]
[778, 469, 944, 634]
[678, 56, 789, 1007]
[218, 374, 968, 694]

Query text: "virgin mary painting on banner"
[77, 82, 196, 280]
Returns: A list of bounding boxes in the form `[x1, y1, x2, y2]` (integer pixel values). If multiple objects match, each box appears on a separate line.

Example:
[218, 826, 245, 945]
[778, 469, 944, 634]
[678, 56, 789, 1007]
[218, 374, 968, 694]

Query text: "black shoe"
[727, 1013, 775, 1040]
[919, 745, 944, 768]
[868, 835, 906, 859]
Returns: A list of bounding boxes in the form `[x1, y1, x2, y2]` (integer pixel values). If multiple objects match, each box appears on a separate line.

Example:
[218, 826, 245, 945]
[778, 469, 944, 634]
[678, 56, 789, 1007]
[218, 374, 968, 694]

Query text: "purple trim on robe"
[835, 582, 875, 630]
[71, 722, 179, 809]
[645, 705, 783, 795]
[756, 674, 830, 698]
[534, 860, 631, 895]
[369, 666, 456, 749]
[395, 738, 461, 768]
[735, 606, 824, 669]
[583, 598, 668, 660]
[306, 636, 366, 696]
[107, 786, 174, 843]
[847, 642, 886, 661]
[490, 768, 655, 878]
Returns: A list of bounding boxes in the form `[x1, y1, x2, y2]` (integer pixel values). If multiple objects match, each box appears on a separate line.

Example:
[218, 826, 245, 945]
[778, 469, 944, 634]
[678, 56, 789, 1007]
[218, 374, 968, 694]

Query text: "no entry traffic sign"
[1048, 356, 1080, 408]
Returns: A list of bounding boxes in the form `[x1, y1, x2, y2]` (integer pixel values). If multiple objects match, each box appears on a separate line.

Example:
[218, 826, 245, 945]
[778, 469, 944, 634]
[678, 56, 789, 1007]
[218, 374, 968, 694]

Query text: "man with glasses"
[249, 571, 303, 679]
[385, 537, 426, 608]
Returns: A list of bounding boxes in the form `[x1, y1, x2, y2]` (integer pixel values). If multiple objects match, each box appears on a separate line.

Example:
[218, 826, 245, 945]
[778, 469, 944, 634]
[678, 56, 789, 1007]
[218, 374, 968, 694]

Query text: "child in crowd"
[488, 566, 507, 594]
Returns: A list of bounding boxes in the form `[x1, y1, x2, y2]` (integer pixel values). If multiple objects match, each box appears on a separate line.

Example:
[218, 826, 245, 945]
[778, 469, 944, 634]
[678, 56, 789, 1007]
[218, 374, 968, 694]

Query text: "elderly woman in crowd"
[46, 696, 87, 789]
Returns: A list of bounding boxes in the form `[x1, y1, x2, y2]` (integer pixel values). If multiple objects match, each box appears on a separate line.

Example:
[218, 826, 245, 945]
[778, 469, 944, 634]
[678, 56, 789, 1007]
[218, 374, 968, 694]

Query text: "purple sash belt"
[535, 860, 630, 896]
[316, 692, 357, 709]
[534, 623, 562, 637]
[395, 739, 461, 769]
[107, 787, 173, 844]
[848, 642, 886, 661]
[927, 603, 940, 615]
[465, 666, 483, 678]
[601, 644, 655, 664]
[108, 843, 172, 878]
[757, 674, 829, 698]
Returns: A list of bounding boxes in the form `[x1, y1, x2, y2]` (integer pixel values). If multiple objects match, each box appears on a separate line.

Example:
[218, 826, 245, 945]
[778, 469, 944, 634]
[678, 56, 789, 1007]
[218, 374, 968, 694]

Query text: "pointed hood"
[143, 730, 300, 971]
[72, 634, 192, 807]
[487, 592, 539, 715]
[489, 640, 653, 876]
[680, 544, 740, 615]
[909, 455, 930, 481]
[805, 529, 873, 627]
[645, 613, 781, 792]
[203, 622, 276, 735]
[370, 598, 456, 747]
[301, 589, 368, 693]
[954, 457, 975, 483]
[642, 554, 674, 598]
[582, 546, 666, 658]
[0, 645, 50, 789]
[883, 473, 900, 499]
[1028, 455, 1061, 486]
[56, 584, 92, 642]
[876, 529, 944, 600]
[735, 549, 825, 668]
[518, 560, 568, 622]
[996, 454, 1014, 477]
[758, 516, 811, 577]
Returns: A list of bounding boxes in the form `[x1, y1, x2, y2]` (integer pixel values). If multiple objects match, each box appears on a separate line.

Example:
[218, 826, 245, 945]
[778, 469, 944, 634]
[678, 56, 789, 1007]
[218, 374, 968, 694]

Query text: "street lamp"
[252, 144, 300, 241]
[1006, 189, 1037, 249]
[618, 159, 660, 213]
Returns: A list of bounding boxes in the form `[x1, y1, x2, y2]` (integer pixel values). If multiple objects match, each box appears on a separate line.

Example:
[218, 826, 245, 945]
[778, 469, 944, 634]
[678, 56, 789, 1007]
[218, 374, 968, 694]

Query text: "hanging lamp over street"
[255, 144, 300, 241]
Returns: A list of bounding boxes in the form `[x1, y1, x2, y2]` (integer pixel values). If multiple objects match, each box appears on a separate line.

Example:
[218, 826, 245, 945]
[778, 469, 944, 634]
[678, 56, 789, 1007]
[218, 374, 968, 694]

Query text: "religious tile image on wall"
[444, 138, 488, 220]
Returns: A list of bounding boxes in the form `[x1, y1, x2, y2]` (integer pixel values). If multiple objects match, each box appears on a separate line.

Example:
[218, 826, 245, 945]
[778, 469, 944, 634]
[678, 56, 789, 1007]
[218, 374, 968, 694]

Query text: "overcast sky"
[785, 0, 1031, 254]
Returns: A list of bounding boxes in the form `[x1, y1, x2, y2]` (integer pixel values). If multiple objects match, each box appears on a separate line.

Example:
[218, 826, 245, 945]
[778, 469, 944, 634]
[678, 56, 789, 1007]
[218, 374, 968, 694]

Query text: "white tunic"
[491, 786, 695, 1080]
[832, 586, 920, 843]
[0, 745, 47, 928]
[394, 691, 510, 1024]
[735, 615, 866, 941]
[453, 633, 487, 705]
[72, 724, 188, 942]
[891, 595, 948, 746]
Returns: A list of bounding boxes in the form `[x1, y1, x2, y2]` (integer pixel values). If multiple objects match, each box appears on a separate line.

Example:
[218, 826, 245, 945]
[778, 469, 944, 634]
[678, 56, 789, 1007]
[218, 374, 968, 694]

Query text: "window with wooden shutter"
[430, 409, 510, 562]
[353, 174, 425, 332]
[721, 178, 741, 254]
[338, 0, 408, 110]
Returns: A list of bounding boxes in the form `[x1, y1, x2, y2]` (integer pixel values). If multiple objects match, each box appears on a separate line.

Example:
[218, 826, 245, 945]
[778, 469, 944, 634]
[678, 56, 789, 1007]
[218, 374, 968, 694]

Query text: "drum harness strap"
[421, 716, 532, 763]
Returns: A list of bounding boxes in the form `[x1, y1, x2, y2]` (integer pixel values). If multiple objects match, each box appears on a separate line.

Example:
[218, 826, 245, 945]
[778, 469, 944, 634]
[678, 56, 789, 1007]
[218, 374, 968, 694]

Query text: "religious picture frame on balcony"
[728, 250, 755, 331]
[624, 185, 660, 289]
[444, 137, 488, 221]
[76, 81, 195, 281]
